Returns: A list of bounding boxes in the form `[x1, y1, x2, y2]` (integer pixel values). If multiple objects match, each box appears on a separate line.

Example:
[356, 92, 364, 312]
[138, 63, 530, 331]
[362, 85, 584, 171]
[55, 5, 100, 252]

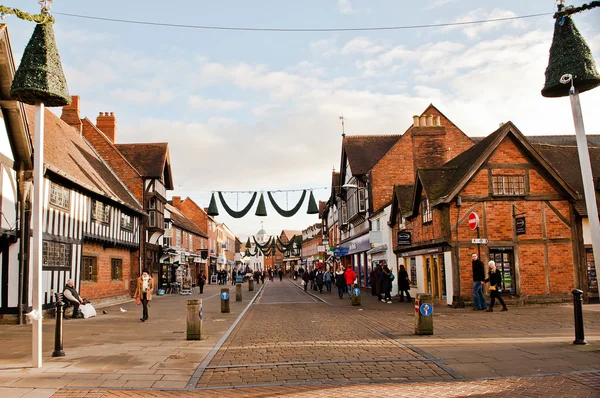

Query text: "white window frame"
[49, 182, 70, 210]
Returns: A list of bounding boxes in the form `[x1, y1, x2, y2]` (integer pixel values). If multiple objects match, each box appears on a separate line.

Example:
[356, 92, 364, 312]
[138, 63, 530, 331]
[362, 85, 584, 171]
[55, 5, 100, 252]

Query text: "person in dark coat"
[278, 269, 283, 281]
[369, 268, 377, 296]
[485, 260, 507, 312]
[471, 253, 488, 310]
[374, 264, 383, 301]
[316, 269, 324, 293]
[397, 264, 411, 302]
[380, 264, 392, 303]
[197, 272, 206, 294]
[335, 269, 346, 299]
[302, 268, 310, 291]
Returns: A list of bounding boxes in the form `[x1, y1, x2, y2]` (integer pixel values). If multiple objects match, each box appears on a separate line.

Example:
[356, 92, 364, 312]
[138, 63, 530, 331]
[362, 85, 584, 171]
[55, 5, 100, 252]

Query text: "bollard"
[52, 299, 65, 357]
[249, 279, 254, 291]
[414, 293, 433, 335]
[220, 288, 230, 313]
[186, 299, 201, 340]
[351, 284, 361, 306]
[572, 289, 587, 345]
[236, 283, 243, 301]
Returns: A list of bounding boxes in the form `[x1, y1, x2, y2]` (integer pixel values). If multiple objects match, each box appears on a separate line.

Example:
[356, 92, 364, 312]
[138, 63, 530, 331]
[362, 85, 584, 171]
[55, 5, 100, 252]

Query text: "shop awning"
[367, 244, 388, 255]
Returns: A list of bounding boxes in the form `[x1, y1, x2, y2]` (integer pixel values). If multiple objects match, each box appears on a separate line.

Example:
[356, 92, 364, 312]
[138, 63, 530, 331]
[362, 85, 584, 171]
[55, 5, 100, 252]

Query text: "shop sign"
[516, 217, 526, 235]
[333, 247, 349, 257]
[397, 231, 412, 246]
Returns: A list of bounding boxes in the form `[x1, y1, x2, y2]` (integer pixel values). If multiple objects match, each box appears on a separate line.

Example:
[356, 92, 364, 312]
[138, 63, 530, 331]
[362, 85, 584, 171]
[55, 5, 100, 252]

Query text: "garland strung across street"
[554, 1, 600, 18]
[0, 5, 55, 24]
[207, 189, 319, 218]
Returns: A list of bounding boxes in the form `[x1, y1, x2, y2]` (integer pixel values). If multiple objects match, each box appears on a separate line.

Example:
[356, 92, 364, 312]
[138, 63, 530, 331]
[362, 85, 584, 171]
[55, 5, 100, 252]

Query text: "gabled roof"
[389, 184, 414, 226]
[117, 143, 174, 189]
[533, 144, 600, 216]
[405, 122, 579, 217]
[282, 230, 301, 240]
[471, 135, 600, 147]
[166, 203, 207, 238]
[343, 135, 401, 176]
[318, 200, 326, 218]
[0, 25, 32, 170]
[22, 105, 144, 214]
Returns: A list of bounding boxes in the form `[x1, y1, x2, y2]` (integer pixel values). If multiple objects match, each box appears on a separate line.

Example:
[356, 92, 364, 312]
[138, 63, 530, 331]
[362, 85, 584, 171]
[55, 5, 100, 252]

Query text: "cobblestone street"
[0, 279, 598, 397]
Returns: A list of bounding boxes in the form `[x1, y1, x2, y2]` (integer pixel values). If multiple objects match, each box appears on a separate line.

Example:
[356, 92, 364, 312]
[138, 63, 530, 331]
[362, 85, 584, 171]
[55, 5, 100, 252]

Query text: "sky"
[4, 0, 600, 240]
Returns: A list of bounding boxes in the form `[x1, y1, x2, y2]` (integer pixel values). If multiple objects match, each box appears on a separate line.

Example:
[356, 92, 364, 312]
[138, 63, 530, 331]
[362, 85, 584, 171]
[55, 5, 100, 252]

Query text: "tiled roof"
[418, 168, 458, 202]
[394, 185, 414, 215]
[533, 144, 600, 216]
[116, 143, 170, 180]
[318, 200, 326, 218]
[332, 172, 340, 195]
[343, 135, 401, 175]
[23, 105, 144, 214]
[282, 230, 301, 240]
[166, 204, 208, 238]
[472, 135, 600, 147]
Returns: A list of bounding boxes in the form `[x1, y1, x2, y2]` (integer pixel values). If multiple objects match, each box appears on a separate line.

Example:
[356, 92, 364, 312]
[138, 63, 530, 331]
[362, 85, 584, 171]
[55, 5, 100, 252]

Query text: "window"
[341, 202, 348, 225]
[111, 258, 123, 280]
[148, 197, 156, 209]
[421, 198, 432, 224]
[91, 200, 110, 223]
[149, 211, 156, 227]
[410, 257, 417, 286]
[49, 182, 70, 210]
[189, 234, 193, 251]
[176, 229, 181, 247]
[82, 256, 98, 282]
[121, 213, 133, 230]
[42, 240, 71, 270]
[492, 175, 525, 196]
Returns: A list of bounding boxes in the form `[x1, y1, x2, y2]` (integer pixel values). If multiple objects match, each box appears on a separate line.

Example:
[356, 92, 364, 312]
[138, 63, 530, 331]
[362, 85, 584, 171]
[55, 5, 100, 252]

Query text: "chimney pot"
[436, 116, 441, 126]
[427, 114, 434, 127]
[96, 112, 117, 143]
[420, 115, 427, 126]
[413, 115, 420, 127]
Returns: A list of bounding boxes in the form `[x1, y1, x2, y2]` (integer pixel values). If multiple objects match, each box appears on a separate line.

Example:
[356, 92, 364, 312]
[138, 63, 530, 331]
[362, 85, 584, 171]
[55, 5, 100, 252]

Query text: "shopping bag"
[135, 296, 141, 305]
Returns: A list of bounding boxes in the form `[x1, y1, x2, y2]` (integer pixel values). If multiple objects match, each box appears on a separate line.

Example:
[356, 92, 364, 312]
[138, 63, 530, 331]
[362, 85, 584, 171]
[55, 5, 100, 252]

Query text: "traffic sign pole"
[477, 226, 481, 259]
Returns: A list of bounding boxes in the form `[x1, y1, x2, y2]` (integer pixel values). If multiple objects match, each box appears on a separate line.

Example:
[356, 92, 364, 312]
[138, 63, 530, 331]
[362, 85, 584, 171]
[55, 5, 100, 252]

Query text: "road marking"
[185, 283, 265, 390]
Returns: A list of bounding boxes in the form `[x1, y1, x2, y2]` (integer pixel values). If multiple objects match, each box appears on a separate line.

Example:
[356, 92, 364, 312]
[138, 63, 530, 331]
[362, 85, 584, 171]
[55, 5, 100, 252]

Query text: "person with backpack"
[324, 268, 333, 293]
[335, 268, 346, 299]
[316, 269, 324, 293]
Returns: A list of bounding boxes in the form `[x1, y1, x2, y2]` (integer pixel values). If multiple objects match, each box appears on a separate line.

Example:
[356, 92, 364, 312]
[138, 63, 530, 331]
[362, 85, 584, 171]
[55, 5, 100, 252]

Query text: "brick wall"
[80, 242, 132, 300]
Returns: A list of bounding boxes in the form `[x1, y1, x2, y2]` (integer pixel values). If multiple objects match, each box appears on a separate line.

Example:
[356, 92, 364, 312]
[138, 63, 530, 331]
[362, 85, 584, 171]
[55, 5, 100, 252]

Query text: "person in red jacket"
[344, 266, 357, 299]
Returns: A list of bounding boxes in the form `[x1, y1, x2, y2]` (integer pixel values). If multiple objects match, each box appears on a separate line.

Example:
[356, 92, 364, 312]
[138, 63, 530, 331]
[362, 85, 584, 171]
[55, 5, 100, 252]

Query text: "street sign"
[353, 288, 360, 296]
[333, 247, 348, 257]
[420, 303, 433, 316]
[471, 238, 488, 244]
[516, 216, 526, 235]
[468, 212, 479, 230]
[221, 292, 229, 300]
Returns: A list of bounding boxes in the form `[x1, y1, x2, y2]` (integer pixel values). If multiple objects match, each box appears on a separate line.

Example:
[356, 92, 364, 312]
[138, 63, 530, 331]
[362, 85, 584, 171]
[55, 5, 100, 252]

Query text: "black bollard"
[572, 289, 587, 345]
[52, 299, 65, 357]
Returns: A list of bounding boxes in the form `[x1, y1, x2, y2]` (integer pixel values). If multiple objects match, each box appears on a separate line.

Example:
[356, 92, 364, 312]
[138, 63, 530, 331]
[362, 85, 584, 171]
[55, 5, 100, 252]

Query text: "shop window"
[586, 248, 597, 293]
[49, 182, 70, 210]
[42, 240, 71, 270]
[91, 200, 110, 223]
[410, 257, 417, 286]
[492, 175, 525, 196]
[82, 256, 98, 282]
[111, 258, 123, 280]
[490, 249, 516, 294]
[121, 213, 133, 230]
[421, 198, 432, 224]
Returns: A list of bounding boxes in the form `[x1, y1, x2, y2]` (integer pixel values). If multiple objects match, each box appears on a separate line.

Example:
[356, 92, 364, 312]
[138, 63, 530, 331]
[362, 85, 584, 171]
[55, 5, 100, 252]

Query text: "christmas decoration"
[0, 5, 55, 24]
[218, 191, 258, 218]
[306, 190, 319, 214]
[255, 193, 267, 217]
[267, 190, 306, 217]
[207, 192, 219, 216]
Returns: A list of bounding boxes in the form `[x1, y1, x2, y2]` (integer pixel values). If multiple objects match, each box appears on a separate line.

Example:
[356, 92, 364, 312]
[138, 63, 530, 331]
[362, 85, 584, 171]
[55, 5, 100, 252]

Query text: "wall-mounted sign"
[468, 212, 479, 230]
[397, 231, 412, 246]
[471, 238, 488, 244]
[333, 247, 349, 257]
[516, 216, 526, 235]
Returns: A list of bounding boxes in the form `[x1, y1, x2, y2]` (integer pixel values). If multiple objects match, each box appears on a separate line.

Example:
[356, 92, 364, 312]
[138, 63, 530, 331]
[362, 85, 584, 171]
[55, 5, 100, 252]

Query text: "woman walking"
[335, 268, 346, 299]
[485, 260, 508, 312]
[134, 269, 154, 322]
[380, 264, 393, 304]
[397, 264, 412, 302]
[302, 268, 310, 291]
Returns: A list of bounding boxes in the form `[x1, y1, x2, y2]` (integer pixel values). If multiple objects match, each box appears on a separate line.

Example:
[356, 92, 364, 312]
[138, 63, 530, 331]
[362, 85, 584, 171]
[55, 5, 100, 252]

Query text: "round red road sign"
[468, 212, 479, 230]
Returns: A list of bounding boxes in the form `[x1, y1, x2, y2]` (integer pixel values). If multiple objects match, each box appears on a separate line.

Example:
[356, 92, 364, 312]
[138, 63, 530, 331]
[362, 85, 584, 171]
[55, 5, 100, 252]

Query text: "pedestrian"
[369, 267, 377, 296]
[316, 269, 324, 293]
[197, 271, 206, 294]
[324, 268, 333, 293]
[231, 269, 237, 285]
[374, 263, 383, 301]
[335, 268, 346, 299]
[302, 268, 310, 291]
[381, 263, 393, 304]
[485, 260, 507, 312]
[309, 268, 316, 290]
[471, 253, 488, 310]
[397, 264, 411, 302]
[278, 269, 283, 281]
[344, 266, 357, 299]
[134, 269, 154, 322]
[294, 270, 298, 280]
[261, 270, 265, 284]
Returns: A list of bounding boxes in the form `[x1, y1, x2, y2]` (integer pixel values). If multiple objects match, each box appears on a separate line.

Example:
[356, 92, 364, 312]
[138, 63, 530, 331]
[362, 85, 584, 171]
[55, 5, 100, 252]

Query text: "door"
[423, 254, 444, 299]
[489, 249, 515, 294]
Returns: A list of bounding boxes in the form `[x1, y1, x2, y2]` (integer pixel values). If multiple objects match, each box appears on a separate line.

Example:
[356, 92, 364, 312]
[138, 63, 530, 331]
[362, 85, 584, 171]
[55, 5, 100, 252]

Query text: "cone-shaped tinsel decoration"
[542, 14, 600, 98]
[207, 192, 219, 216]
[245, 237, 251, 249]
[255, 193, 267, 217]
[10, 23, 71, 107]
[244, 248, 251, 257]
[307, 190, 319, 214]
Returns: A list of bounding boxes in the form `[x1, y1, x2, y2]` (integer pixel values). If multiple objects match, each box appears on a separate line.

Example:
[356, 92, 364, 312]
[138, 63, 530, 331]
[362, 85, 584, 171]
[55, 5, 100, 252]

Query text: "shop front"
[340, 233, 371, 288]
[367, 244, 388, 293]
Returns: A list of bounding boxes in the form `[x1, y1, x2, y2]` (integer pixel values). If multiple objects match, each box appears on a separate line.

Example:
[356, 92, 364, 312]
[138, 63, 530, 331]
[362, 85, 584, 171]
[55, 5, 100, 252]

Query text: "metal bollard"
[414, 293, 434, 335]
[572, 289, 587, 345]
[249, 279, 254, 291]
[351, 284, 361, 306]
[52, 300, 65, 357]
[220, 288, 230, 313]
[236, 283, 242, 301]
[186, 299, 202, 340]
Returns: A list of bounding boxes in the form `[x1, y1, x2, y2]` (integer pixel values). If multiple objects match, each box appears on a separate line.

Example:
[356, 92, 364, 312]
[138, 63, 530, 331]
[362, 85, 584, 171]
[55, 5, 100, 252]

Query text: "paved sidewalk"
[0, 282, 262, 397]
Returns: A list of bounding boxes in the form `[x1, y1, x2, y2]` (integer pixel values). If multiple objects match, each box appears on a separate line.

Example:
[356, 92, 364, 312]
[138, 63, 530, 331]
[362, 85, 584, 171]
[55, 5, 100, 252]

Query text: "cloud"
[427, 0, 456, 9]
[111, 88, 175, 105]
[450, 8, 527, 39]
[188, 95, 244, 111]
[310, 38, 338, 57]
[341, 37, 385, 55]
[337, 0, 355, 14]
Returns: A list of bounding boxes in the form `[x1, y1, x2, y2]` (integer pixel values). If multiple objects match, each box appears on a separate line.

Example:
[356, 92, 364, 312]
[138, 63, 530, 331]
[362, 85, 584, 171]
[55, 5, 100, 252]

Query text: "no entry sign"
[468, 212, 479, 230]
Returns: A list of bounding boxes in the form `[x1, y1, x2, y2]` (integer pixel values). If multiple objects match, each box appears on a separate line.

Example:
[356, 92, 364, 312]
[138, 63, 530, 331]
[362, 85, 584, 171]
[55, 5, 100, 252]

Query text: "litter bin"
[414, 293, 433, 335]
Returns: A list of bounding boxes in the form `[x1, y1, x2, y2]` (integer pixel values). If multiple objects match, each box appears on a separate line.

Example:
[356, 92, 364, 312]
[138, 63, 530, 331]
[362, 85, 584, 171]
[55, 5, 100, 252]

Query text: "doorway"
[422, 253, 446, 300]
[489, 249, 516, 294]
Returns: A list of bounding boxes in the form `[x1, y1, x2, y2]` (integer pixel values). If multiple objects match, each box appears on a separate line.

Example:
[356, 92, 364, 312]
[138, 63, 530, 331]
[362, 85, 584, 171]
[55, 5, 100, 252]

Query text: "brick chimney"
[411, 114, 447, 168]
[96, 112, 116, 142]
[60, 95, 82, 134]
[172, 196, 182, 208]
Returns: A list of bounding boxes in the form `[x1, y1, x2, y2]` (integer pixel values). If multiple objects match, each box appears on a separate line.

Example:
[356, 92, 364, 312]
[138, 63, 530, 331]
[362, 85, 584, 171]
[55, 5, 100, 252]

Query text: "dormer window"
[421, 198, 432, 224]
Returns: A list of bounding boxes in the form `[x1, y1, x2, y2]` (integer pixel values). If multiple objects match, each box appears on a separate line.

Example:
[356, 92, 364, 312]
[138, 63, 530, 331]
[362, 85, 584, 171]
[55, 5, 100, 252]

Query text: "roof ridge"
[345, 134, 402, 138]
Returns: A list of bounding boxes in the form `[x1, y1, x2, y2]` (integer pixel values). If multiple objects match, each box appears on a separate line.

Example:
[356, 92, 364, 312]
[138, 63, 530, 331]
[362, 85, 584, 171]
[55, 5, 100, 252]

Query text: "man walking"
[471, 253, 488, 310]
[197, 272, 206, 294]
